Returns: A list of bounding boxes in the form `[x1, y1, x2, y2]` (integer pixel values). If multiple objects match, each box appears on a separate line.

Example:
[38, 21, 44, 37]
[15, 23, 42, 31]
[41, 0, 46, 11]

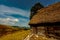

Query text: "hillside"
[0, 24, 31, 40]
[0, 30, 30, 40]
[0, 24, 20, 37]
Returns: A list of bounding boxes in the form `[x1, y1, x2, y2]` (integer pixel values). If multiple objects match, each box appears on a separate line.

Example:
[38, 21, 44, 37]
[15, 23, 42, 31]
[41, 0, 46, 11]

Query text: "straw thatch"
[29, 2, 60, 24]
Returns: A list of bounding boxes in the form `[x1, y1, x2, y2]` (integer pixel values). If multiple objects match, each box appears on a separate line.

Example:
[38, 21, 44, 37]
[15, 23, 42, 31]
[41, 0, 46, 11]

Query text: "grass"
[0, 30, 30, 40]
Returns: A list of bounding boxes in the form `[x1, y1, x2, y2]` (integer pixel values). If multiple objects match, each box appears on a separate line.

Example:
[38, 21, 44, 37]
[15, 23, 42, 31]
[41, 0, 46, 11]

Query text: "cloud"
[0, 5, 30, 17]
[0, 18, 19, 25]
[0, 5, 30, 27]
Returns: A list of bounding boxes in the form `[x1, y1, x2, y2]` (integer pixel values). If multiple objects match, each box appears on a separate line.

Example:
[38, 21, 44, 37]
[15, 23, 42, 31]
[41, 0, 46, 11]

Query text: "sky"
[0, 0, 60, 27]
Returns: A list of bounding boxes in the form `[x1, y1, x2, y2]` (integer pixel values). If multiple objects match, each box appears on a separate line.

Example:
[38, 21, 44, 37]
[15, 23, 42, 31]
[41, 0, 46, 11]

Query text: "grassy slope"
[0, 30, 30, 40]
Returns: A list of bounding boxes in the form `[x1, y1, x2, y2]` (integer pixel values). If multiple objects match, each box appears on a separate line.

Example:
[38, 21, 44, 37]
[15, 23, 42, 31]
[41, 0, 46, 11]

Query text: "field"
[0, 30, 30, 40]
[0, 24, 30, 40]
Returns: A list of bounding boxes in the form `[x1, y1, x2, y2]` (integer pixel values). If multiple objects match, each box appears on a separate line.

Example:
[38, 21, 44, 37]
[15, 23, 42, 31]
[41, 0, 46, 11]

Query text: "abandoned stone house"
[29, 2, 60, 39]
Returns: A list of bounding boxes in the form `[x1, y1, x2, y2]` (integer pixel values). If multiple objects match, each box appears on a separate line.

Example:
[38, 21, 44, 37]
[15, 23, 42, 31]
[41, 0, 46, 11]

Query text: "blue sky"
[0, 0, 60, 27]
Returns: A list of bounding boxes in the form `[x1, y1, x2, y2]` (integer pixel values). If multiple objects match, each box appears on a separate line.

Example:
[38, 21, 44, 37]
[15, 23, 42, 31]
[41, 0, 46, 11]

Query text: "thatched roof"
[29, 2, 60, 25]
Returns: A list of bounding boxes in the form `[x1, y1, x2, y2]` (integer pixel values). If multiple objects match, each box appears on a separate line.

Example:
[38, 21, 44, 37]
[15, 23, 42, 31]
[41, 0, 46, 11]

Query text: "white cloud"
[12, 18, 18, 22]
[0, 5, 30, 17]
[0, 18, 19, 25]
[0, 5, 30, 26]
[0, 17, 29, 26]
[6, 18, 19, 22]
